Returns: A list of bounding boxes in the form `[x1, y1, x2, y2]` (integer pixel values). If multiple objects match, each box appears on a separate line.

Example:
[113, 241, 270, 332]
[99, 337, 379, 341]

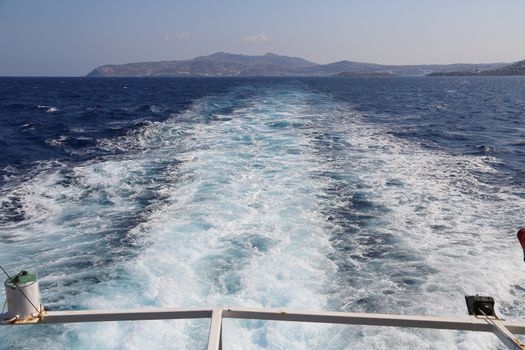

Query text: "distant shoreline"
[85, 52, 510, 78]
[3, 75, 525, 79]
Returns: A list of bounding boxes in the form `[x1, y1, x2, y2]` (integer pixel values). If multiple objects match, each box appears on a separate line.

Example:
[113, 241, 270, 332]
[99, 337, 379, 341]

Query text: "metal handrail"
[3, 306, 525, 349]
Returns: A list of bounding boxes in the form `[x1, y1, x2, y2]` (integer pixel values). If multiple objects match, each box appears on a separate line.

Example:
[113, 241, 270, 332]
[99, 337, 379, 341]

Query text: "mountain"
[196, 52, 317, 68]
[428, 59, 525, 76]
[87, 52, 318, 77]
[305, 61, 506, 76]
[86, 52, 508, 77]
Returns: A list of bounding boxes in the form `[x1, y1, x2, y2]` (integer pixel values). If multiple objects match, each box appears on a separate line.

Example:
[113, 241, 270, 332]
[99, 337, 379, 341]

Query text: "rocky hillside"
[87, 52, 317, 77]
[87, 52, 507, 77]
[428, 59, 525, 76]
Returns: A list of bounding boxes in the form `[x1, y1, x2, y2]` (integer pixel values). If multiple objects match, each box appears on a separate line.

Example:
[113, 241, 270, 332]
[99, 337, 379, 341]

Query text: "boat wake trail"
[1, 82, 524, 349]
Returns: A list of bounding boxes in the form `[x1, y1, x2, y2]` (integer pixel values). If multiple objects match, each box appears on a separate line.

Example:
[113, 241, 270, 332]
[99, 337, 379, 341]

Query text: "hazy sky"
[1, 0, 525, 76]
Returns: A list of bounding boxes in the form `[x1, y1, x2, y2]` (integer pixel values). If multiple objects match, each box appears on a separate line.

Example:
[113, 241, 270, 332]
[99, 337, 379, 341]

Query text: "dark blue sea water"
[1, 77, 524, 349]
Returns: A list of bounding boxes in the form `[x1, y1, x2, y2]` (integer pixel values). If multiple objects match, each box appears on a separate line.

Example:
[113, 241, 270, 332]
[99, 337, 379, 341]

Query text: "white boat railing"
[2, 270, 525, 348]
[3, 305, 525, 349]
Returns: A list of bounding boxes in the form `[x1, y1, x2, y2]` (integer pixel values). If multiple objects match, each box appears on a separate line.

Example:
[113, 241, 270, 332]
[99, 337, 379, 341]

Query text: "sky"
[1, 0, 525, 76]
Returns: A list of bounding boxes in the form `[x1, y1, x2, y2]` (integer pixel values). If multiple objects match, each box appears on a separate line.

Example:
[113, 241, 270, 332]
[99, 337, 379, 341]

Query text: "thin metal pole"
[220, 322, 223, 350]
[41, 307, 213, 324]
[490, 321, 525, 350]
[208, 308, 223, 350]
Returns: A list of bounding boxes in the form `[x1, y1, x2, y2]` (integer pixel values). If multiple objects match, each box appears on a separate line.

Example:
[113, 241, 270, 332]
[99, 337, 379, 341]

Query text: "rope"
[478, 309, 525, 349]
[478, 308, 499, 326]
[0, 264, 41, 315]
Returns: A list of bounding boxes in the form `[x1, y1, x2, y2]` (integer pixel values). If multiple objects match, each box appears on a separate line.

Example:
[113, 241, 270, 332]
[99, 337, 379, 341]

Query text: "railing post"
[208, 308, 223, 350]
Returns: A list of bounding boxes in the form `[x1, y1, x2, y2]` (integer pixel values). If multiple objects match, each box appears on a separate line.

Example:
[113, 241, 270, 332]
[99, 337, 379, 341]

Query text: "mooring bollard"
[3, 270, 42, 322]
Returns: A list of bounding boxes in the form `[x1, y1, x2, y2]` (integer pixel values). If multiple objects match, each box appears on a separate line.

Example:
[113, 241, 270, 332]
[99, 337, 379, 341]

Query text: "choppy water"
[1, 76, 525, 349]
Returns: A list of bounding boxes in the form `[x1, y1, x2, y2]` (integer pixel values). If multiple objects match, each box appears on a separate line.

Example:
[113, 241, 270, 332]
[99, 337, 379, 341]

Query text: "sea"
[0, 76, 524, 349]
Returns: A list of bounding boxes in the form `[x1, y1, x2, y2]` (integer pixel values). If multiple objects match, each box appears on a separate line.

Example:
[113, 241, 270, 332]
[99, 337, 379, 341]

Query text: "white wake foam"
[2, 86, 525, 349]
